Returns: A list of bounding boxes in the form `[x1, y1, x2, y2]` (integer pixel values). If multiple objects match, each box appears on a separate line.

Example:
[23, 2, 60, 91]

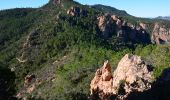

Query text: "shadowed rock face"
[67, 6, 88, 17]
[97, 14, 150, 44]
[97, 14, 117, 39]
[53, 0, 61, 5]
[151, 22, 170, 44]
[90, 54, 154, 99]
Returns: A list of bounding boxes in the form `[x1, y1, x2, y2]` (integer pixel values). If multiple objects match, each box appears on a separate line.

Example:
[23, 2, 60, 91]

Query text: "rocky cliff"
[151, 22, 170, 44]
[97, 14, 150, 44]
[67, 6, 88, 17]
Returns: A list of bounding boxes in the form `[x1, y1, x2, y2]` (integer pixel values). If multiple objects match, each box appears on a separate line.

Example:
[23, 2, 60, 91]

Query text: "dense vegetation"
[0, 0, 170, 99]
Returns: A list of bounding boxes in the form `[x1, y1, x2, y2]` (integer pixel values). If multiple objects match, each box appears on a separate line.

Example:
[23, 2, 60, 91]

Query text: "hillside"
[156, 16, 170, 20]
[0, 0, 170, 99]
[91, 4, 131, 17]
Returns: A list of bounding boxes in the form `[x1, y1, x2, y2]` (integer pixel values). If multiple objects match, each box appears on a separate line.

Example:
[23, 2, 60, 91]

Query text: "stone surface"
[97, 14, 150, 44]
[67, 6, 88, 17]
[90, 61, 113, 94]
[139, 22, 147, 30]
[151, 22, 170, 44]
[112, 54, 153, 94]
[97, 14, 117, 39]
[67, 6, 81, 16]
[90, 54, 154, 99]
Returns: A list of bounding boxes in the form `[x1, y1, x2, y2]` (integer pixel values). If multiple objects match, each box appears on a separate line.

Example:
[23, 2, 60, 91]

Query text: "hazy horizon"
[0, 0, 170, 18]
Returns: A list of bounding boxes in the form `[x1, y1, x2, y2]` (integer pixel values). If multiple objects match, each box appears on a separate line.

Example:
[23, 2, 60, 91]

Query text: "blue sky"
[0, 0, 169, 17]
[0, 0, 49, 10]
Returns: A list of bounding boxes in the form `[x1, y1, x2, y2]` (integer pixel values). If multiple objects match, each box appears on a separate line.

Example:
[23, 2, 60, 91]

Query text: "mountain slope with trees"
[0, 0, 170, 99]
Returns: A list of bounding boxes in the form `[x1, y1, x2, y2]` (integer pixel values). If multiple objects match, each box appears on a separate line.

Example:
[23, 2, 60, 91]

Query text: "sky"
[0, 0, 169, 18]
[0, 0, 49, 10]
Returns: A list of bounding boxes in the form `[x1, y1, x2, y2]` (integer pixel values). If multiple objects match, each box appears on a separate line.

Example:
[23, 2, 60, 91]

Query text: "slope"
[0, 0, 170, 100]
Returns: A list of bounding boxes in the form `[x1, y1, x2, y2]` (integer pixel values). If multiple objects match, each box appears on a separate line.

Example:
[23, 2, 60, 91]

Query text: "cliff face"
[97, 14, 151, 44]
[67, 6, 88, 17]
[151, 22, 170, 44]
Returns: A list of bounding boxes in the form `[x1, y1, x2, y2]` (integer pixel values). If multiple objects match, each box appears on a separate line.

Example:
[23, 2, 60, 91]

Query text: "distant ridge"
[156, 16, 170, 20]
[91, 4, 131, 17]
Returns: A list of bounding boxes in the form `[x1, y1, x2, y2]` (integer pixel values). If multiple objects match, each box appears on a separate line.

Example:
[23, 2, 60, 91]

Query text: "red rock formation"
[97, 14, 117, 39]
[90, 54, 154, 99]
[90, 61, 113, 95]
[151, 22, 170, 44]
[97, 14, 150, 43]
[112, 54, 153, 94]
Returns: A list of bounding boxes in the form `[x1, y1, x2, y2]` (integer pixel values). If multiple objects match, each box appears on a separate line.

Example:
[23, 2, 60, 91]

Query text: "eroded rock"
[151, 22, 170, 44]
[90, 61, 113, 95]
[97, 14, 150, 44]
[67, 6, 88, 17]
[112, 54, 153, 94]
[90, 54, 154, 99]
[97, 14, 117, 39]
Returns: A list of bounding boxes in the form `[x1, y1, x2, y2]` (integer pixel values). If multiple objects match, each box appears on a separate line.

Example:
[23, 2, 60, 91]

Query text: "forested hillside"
[0, 0, 170, 99]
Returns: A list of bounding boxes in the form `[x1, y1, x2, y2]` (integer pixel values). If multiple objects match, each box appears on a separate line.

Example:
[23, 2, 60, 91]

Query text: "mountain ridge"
[156, 16, 170, 20]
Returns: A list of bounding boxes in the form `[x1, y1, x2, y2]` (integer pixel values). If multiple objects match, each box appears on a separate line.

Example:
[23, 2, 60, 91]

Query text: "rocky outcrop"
[97, 14, 150, 44]
[53, 0, 60, 5]
[112, 54, 153, 95]
[90, 61, 113, 95]
[139, 22, 147, 30]
[97, 14, 117, 39]
[67, 6, 80, 16]
[24, 74, 36, 87]
[151, 22, 170, 44]
[67, 6, 88, 17]
[16, 74, 42, 99]
[90, 54, 154, 99]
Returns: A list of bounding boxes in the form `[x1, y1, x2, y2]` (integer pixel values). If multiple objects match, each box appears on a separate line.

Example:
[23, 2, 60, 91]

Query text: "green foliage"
[92, 4, 130, 17]
[134, 44, 170, 78]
